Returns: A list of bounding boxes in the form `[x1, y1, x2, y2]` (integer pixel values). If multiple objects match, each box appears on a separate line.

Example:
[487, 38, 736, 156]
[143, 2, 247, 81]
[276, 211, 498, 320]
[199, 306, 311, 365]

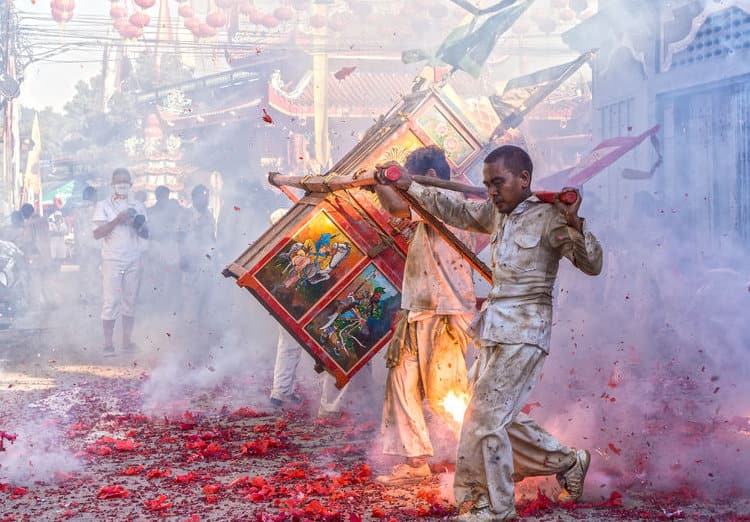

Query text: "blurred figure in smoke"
[92, 168, 148, 356]
[178, 184, 216, 331]
[145, 185, 183, 314]
[73, 186, 100, 304]
[267, 207, 375, 417]
[20, 202, 53, 309]
[374, 146, 475, 486]
[389, 146, 603, 521]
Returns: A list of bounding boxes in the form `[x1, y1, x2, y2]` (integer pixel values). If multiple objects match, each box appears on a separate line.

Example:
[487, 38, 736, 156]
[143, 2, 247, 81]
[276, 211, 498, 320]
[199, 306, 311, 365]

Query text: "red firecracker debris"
[97, 485, 130, 499]
[609, 443, 622, 456]
[262, 108, 273, 124]
[520, 401, 542, 414]
[334, 66, 357, 80]
[144, 494, 172, 511]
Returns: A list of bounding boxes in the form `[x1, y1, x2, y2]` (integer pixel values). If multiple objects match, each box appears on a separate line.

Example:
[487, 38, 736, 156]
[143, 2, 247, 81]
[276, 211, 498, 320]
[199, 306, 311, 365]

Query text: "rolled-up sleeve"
[407, 182, 495, 234]
[546, 213, 603, 276]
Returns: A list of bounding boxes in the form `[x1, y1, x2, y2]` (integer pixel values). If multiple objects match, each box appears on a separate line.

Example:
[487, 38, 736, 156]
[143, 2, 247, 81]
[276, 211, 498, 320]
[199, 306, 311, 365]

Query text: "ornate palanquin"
[223, 87, 485, 387]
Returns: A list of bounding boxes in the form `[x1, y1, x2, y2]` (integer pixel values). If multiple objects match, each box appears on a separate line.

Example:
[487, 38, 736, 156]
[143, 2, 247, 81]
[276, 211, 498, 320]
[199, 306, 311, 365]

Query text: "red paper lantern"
[129, 11, 150, 27]
[261, 15, 279, 28]
[274, 7, 293, 21]
[215, 0, 236, 8]
[206, 11, 227, 28]
[309, 14, 326, 28]
[51, 7, 73, 23]
[239, 2, 255, 16]
[110, 6, 126, 19]
[134, 0, 156, 8]
[248, 10, 265, 24]
[183, 17, 200, 32]
[198, 23, 217, 37]
[52, 0, 75, 10]
[122, 24, 143, 38]
[114, 18, 128, 32]
[178, 5, 193, 18]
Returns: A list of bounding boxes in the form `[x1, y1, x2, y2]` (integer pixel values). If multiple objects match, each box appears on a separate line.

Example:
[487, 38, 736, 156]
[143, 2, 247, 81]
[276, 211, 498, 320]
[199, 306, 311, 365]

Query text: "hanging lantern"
[51, 7, 74, 23]
[114, 18, 128, 32]
[309, 14, 326, 28]
[206, 11, 227, 28]
[328, 15, 345, 31]
[129, 11, 150, 27]
[274, 7, 293, 21]
[198, 22, 217, 37]
[569, 0, 588, 14]
[239, 2, 255, 16]
[291, 0, 309, 10]
[248, 10, 265, 24]
[134, 0, 156, 8]
[184, 17, 200, 32]
[122, 24, 144, 38]
[261, 14, 280, 28]
[53, 0, 75, 10]
[215, 0, 236, 8]
[178, 5, 193, 18]
[110, 6, 126, 19]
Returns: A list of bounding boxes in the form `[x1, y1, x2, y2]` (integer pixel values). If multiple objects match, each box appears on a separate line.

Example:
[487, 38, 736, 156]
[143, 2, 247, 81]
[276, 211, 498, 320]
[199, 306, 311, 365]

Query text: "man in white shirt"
[92, 168, 148, 355]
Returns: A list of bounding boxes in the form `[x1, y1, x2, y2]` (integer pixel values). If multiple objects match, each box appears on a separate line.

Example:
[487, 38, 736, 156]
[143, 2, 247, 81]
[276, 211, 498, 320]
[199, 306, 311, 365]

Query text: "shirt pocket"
[509, 233, 540, 272]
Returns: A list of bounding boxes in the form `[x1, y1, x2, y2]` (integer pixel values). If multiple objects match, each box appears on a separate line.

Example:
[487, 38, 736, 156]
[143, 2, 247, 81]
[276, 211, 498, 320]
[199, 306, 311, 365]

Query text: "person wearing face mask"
[92, 168, 148, 356]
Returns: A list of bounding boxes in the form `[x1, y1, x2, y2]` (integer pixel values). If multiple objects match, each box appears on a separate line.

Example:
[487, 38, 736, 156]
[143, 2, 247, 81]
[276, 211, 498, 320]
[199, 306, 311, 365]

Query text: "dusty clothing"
[381, 314, 471, 457]
[270, 328, 302, 402]
[319, 363, 375, 417]
[380, 203, 475, 459]
[407, 183, 602, 515]
[408, 183, 602, 353]
[92, 197, 147, 262]
[455, 343, 576, 516]
[401, 221, 475, 315]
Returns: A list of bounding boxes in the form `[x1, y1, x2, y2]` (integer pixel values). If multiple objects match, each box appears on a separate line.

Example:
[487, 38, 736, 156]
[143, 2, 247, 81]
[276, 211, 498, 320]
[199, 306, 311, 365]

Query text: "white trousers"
[454, 343, 576, 517]
[101, 257, 142, 321]
[270, 329, 302, 402]
[381, 315, 470, 458]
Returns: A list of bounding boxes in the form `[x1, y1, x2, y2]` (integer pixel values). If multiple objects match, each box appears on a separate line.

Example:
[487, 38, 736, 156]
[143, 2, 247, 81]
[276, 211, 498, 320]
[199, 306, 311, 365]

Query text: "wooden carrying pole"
[268, 168, 494, 284]
[268, 169, 488, 197]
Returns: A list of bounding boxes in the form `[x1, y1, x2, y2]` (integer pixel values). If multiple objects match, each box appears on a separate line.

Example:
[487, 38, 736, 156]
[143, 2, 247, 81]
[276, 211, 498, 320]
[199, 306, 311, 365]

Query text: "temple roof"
[268, 69, 415, 118]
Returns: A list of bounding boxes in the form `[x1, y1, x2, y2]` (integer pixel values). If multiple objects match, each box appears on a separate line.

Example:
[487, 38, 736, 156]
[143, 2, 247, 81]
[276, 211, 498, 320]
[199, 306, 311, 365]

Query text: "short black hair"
[155, 185, 170, 200]
[20, 203, 34, 218]
[191, 184, 209, 200]
[484, 145, 533, 179]
[112, 168, 131, 182]
[82, 186, 97, 202]
[405, 145, 451, 181]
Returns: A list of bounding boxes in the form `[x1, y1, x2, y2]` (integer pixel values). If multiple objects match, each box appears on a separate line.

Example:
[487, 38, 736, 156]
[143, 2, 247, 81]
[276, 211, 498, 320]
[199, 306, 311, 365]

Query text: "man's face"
[112, 173, 132, 196]
[482, 159, 530, 214]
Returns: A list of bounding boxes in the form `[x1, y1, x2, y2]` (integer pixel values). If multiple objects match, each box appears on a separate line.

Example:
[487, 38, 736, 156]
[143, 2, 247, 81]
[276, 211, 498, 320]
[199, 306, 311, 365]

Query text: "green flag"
[439, 0, 535, 78]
